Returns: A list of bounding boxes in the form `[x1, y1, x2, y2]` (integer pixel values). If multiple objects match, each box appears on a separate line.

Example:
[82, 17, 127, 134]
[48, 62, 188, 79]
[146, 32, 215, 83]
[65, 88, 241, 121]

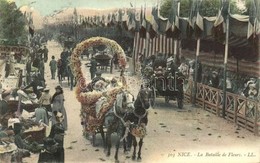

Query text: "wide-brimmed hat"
[37, 86, 44, 90]
[212, 71, 218, 75]
[54, 111, 64, 122]
[249, 83, 256, 88]
[55, 85, 62, 90]
[43, 87, 50, 92]
[250, 77, 256, 81]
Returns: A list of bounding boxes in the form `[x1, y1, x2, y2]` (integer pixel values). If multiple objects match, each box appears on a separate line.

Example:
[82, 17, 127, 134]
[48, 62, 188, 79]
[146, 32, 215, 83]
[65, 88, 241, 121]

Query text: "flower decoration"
[71, 37, 127, 104]
[70, 37, 129, 133]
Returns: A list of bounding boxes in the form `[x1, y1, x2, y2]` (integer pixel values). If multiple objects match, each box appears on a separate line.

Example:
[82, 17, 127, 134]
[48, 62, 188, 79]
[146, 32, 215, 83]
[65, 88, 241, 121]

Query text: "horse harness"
[133, 109, 147, 125]
[112, 91, 133, 142]
[112, 103, 131, 142]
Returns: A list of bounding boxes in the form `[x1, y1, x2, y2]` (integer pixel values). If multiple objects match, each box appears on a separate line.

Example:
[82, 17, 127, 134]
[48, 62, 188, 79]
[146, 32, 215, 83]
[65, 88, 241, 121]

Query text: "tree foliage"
[0, 0, 27, 45]
[160, 0, 250, 18]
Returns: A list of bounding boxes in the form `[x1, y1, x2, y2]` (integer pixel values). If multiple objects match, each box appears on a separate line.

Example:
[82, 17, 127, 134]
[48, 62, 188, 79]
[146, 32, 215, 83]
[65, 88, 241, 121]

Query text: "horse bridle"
[122, 90, 135, 106]
[133, 89, 149, 125]
[114, 90, 134, 120]
[113, 99, 132, 142]
[137, 89, 150, 109]
[133, 109, 147, 125]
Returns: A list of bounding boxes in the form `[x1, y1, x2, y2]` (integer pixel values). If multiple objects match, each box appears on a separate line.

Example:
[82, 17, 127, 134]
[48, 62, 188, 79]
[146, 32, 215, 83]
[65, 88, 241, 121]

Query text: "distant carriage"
[144, 59, 185, 109]
[93, 52, 113, 73]
[57, 58, 74, 87]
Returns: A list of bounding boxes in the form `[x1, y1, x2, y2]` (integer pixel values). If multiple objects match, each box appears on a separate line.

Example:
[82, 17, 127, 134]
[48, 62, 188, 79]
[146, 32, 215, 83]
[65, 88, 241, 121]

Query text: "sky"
[14, 0, 157, 16]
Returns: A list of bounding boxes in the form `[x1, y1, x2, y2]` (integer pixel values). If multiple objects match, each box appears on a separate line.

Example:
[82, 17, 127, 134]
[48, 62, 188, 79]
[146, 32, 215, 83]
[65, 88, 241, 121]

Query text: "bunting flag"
[122, 9, 128, 30]
[73, 8, 78, 25]
[256, 0, 260, 35]
[139, 6, 147, 38]
[27, 12, 34, 37]
[29, 26, 34, 37]
[106, 13, 112, 27]
[150, 6, 159, 37]
[111, 13, 117, 26]
[127, 11, 136, 32]
[212, 0, 229, 43]
[173, 14, 181, 38]
[247, 0, 257, 43]
[165, 0, 175, 38]
[148, 23, 157, 39]
[194, 9, 204, 38]
[165, 0, 181, 38]
[186, 0, 198, 38]
[101, 15, 106, 27]
[81, 19, 87, 28]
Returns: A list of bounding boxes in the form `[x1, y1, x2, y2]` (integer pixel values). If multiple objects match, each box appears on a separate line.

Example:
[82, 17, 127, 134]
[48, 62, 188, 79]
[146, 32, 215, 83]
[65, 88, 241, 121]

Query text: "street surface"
[23, 41, 259, 163]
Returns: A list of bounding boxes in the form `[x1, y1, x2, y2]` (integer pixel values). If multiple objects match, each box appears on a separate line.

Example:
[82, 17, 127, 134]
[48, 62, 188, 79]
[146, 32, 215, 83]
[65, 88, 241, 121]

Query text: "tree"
[160, 0, 249, 18]
[0, 0, 27, 45]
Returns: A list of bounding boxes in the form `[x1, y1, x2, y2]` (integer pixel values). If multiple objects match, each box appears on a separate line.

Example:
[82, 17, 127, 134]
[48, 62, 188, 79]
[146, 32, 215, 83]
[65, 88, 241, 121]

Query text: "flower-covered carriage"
[71, 37, 128, 146]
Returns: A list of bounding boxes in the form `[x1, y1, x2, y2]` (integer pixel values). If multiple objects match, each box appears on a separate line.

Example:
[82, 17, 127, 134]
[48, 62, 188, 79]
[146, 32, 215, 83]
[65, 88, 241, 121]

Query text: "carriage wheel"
[90, 133, 96, 147]
[165, 96, 170, 103]
[177, 97, 183, 109]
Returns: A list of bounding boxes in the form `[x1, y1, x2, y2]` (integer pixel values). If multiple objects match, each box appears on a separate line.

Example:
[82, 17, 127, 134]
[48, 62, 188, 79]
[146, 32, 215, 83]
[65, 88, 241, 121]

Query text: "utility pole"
[222, 1, 230, 118]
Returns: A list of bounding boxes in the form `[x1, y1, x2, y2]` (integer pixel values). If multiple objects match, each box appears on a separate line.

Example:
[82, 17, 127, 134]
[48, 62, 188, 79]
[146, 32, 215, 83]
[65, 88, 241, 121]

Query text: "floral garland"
[71, 37, 128, 133]
[71, 37, 127, 104]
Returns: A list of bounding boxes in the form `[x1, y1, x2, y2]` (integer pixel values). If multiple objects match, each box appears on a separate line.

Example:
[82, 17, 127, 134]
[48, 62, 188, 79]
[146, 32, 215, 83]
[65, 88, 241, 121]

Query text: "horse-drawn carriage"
[79, 84, 150, 160]
[93, 52, 113, 71]
[79, 81, 133, 145]
[143, 58, 185, 109]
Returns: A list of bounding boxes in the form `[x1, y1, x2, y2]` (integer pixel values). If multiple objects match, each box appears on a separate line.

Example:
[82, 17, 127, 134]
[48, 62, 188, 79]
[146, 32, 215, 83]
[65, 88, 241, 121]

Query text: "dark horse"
[126, 85, 151, 161]
[57, 59, 74, 89]
[101, 89, 135, 161]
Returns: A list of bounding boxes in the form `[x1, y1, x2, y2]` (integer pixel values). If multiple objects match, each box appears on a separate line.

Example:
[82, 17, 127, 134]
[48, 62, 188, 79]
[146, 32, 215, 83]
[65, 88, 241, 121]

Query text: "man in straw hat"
[243, 77, 257, 97]
[35, 87, 51, 125]
[39, 87, 52, 113]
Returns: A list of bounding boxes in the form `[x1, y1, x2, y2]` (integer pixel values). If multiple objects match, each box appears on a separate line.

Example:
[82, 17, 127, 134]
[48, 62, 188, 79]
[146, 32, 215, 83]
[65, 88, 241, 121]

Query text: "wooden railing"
[184, 80, 260, 136]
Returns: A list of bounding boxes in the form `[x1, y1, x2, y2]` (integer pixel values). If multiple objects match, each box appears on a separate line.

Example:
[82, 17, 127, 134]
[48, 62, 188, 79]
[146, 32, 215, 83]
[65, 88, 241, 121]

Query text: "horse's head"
[137, 85, 152, 110]
[118, 90, 135, 113]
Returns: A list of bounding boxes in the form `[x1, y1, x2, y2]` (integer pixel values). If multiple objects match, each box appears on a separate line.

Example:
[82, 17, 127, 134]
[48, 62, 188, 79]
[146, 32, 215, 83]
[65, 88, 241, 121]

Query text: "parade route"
[19, 41, 260, 163]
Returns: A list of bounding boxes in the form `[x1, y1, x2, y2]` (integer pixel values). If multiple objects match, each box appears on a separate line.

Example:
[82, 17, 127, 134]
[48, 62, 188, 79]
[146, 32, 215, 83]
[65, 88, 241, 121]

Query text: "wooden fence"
[184, 80, 260, 136]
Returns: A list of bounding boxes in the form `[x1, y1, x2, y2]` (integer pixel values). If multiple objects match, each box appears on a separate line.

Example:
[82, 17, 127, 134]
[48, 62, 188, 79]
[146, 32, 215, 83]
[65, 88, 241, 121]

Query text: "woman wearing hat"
[46, 111, 65, 163]
[39, 87, 52, 113]
[39, 110, 65, 163]
[38, 138, 58, 162]
[51, 85, 67, 130]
